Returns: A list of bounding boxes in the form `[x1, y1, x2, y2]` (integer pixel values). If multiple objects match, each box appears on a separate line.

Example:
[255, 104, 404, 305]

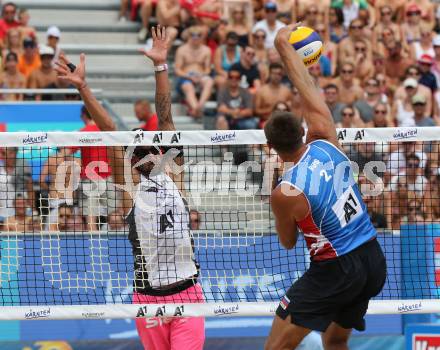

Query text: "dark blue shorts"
[276, 239, 386, 332]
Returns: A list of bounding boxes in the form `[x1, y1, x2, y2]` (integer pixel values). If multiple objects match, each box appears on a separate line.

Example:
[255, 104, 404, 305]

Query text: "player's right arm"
[274, 24, 339, 147]
[55, 53, 136, 215]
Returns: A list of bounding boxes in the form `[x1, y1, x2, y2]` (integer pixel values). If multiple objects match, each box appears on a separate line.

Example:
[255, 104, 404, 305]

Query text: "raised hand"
[142, 25, 169, 65]
[55, 53, 87, 90]
[274, 23, 301, 49]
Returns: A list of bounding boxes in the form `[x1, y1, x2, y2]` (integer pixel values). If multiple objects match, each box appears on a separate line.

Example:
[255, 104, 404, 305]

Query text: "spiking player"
[264, 24, 387, 350]
[55, 26, 205, 350]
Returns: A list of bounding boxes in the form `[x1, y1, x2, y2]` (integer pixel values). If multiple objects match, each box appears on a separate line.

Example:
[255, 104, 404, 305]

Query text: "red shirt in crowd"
[140, 113, 159, 131]
[0, 19, 20, 40]
[71, 124, 112, 180]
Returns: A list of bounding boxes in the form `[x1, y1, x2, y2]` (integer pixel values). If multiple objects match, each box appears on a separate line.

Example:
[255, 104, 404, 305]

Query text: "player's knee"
[322, 335, 349, 350]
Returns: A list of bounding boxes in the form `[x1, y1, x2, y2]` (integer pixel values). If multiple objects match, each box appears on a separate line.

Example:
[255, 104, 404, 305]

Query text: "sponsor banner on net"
[81, 311, 105, 319]
[78, 136, 103, 144]
[22, 133, 48, 145]
[213, 304, 240, 316]
[24, 307, 51, 320]
[398, 301, 422, 313]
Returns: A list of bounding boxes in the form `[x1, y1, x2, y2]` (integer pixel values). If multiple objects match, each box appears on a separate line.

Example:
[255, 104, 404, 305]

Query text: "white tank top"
[128, 173, 196, 289]
[413, 42, 435, 61]
[396, 100, 415, 127]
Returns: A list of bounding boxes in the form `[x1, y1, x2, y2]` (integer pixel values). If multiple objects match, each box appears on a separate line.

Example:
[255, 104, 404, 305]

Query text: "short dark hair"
[323, 83, 338, 92]
[330, 7, 344, 26]
[2, 2, 17, 14]
[264, 112, 304, 153]
[269, 62, 283, 71]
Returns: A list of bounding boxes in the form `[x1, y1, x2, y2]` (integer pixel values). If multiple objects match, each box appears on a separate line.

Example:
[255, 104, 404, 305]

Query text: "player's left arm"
[271, 183, 309, 250]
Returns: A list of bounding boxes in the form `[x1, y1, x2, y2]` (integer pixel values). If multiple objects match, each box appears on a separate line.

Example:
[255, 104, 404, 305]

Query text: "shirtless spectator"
[384, 40, 414, 86]
[4, 194, 32, 232]
[332, 61, 363, 104]
[373, 5, 403, 51]
[27, 45, 57, 99]
[18, 8, 36, 39]
[134, 99, 158, 131]
[353, 39, 374, 84]
[338, 19, 371, 66]
[2, 28, 22, 61]
[175, 26, 214, 118]
[3, 52, 26, 101]
[0, 2, 19, 41]
[46, 26, 63, 63]
[216, 69, 257, 130]
[255, 62, 293, 126]
[137, 0, 156, 42]
[252, 2, 284, 49]
[156, 0, 181, 43]
[229, 46, 261, 92]
[18, 37, 41, 79]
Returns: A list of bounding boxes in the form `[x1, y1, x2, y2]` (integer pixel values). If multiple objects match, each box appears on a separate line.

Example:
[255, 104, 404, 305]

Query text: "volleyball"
[288, 26, 323, 67]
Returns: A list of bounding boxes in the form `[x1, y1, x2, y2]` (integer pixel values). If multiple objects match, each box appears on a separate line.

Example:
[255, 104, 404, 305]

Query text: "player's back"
[281, 139, 376, 261]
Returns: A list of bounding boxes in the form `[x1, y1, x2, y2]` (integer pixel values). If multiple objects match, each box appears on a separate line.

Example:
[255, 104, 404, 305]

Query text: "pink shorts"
[133, 284, 205, 350]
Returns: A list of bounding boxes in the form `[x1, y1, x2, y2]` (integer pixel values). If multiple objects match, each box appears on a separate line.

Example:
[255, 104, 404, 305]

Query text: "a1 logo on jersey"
[331, 186, 363, 228]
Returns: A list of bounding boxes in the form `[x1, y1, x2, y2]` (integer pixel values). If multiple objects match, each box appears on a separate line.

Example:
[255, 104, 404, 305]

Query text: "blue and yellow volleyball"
[288, 26, 323, 67]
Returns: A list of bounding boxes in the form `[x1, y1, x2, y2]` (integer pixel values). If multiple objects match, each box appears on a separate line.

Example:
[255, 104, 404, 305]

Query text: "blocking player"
[264, 24, 387, 350]
[55, 26, 205, 350]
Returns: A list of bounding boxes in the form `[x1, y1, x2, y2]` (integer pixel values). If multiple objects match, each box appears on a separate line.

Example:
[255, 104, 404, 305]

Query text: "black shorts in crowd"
[276, 238, 387, 332]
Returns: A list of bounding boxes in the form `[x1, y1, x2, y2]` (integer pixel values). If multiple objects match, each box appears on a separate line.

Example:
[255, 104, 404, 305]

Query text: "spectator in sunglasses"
[373, 102, 394, 127]
[216, 69, 257, 130]
[252, 2, 285, 49]
[338, 19, 370, 67]
[373, 5, 403, 50]
[332, 61, 363, 104]
[226, 5, 252, 48]
[230, 45, 261, 91]
[213, 31, 242, 88]
[389, 153, 428, 196]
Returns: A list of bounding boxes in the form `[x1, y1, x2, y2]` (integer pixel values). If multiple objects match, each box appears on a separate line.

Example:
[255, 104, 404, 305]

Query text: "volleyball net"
[0, 127, 440, 320]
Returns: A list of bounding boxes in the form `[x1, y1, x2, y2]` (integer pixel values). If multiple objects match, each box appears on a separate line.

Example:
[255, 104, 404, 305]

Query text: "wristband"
[154, 64, 168, 72]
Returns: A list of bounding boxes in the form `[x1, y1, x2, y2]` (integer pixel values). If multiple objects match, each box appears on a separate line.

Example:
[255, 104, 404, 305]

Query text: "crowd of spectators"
[117, 0, 440, 228]
[2, 0, 440, 231]
[0, 2, 69, 101]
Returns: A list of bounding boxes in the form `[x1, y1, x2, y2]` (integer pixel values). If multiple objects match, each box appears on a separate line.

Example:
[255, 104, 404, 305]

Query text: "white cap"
[404, 78, 418, 88]
[433, 35, 440, 47]
[46, 26, 61, 38]
[39, 45, 55, 56]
